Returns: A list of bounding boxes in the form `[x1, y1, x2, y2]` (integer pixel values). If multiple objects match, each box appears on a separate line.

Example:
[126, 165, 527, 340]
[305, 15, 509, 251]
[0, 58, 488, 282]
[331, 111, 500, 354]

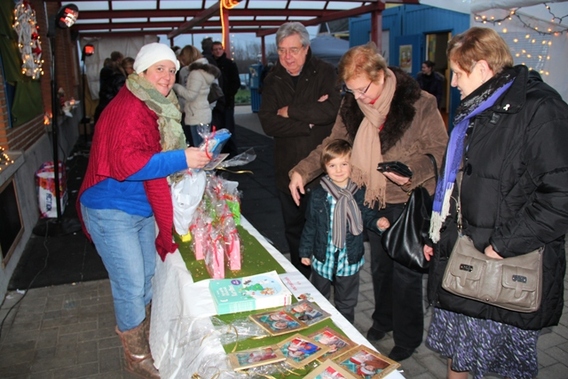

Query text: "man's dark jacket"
[259, 49, 340, 192]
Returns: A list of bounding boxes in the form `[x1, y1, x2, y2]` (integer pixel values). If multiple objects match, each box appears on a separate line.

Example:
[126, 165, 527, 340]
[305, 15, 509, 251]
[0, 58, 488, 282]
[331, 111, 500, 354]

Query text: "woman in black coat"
[424, 27, 568, 379]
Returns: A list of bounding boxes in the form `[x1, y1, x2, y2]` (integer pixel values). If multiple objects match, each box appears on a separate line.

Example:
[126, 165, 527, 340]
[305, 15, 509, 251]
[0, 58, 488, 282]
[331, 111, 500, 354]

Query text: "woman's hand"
[184, 147, 211, 169]
[289, 171, 305, 206]
[423, 245, 434, 262]
[382, 171, 412, 186]
[484, 245, 503, 259]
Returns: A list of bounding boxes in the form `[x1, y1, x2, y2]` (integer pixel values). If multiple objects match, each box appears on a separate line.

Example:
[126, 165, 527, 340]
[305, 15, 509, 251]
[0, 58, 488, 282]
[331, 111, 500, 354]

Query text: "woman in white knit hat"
[77, 42, 210, 378]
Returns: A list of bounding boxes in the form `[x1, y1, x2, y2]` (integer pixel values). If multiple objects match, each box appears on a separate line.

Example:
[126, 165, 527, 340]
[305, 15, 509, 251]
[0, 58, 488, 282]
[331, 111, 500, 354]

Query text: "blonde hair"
[338, 42, 389, 83]
[321, 139, 352, 171]
[179, 45, 202, 66]
[447, 27, 514, 75]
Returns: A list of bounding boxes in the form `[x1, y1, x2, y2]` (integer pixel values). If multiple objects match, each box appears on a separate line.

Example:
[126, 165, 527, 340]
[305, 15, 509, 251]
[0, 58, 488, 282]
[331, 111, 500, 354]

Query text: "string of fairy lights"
[0, 147, 15, 173]
[473, 3, 567, 76]
[474, 3, 568, 35]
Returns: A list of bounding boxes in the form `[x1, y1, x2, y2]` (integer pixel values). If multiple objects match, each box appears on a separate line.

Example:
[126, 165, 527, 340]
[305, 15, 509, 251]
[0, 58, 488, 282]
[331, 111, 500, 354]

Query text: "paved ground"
[1, 106, 567, 378]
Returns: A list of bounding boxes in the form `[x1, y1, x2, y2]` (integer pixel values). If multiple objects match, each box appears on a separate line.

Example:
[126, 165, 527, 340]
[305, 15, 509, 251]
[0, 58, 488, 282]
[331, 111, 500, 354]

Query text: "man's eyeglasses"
[277, 46, 304, 56]
[343, 80, 372, 96]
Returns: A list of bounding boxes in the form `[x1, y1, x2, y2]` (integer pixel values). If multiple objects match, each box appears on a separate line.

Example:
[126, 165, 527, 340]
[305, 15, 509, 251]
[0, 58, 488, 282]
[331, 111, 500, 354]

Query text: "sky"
[161, 26, 320, 51]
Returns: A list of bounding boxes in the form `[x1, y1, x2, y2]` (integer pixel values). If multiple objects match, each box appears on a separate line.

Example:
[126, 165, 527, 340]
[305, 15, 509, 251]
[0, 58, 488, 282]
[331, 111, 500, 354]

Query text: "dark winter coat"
[416, 71, 444, 108]
[299, 185, 380, 265]
[428, 65, 568, 330]
[94, 64, 125, 123]
[259, 49, 341, 192]
[214, 52, 240, 108]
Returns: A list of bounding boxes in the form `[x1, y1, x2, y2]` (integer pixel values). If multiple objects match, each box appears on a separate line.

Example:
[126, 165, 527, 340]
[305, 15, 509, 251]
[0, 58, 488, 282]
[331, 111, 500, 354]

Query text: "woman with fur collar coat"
[173, 45, 220, 146]
[289, 43, 448, 362]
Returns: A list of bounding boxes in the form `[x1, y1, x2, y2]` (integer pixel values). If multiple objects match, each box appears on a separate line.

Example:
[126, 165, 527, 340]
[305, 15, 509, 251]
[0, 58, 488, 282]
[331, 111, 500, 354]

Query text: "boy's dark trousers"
[311, 270, 360, 324]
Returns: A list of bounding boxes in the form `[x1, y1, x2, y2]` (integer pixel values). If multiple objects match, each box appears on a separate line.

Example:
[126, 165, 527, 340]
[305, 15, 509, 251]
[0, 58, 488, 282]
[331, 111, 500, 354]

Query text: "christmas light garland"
[13, 0, 43, 79]
[0, 146, 15, 172]
[474, 3, 568, 36]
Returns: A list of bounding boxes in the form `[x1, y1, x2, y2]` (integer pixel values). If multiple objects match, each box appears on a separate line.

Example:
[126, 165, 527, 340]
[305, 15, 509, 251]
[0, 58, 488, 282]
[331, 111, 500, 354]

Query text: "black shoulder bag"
[381, 154, 438, 272]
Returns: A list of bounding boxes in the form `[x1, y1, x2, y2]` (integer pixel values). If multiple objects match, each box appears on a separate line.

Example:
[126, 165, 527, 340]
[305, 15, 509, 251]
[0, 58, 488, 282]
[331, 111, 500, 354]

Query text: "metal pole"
[50, 33, 63, 222]
[81, 58, 89, 144]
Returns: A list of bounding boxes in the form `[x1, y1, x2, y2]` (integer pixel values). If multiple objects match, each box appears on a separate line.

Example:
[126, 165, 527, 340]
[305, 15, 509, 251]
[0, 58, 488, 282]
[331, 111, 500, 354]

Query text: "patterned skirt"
[426, 308, 540, 379]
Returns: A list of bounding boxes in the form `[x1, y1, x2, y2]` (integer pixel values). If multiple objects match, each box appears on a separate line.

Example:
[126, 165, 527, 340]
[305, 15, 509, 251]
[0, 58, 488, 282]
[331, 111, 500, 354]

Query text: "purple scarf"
[429, 80, 513, 242]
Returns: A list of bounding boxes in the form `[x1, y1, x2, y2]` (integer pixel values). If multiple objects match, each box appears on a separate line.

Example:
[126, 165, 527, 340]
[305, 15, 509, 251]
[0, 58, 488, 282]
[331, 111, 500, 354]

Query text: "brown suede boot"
[144, 303, 152, 342]
[116, 323, 160, 379]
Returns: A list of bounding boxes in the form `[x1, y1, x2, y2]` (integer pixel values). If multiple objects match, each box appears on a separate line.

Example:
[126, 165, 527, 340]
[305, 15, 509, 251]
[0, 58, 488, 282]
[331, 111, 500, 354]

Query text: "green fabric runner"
[176, 225, 356, 377]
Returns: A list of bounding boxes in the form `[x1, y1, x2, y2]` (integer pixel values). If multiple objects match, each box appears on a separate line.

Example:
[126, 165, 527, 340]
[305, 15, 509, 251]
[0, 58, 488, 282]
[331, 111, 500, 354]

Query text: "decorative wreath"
[13, 0, 43, 79]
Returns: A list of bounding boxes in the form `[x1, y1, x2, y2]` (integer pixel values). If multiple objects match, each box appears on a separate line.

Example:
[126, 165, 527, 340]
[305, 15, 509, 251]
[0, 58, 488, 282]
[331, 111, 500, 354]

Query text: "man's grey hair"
[276, 22, 310, 47]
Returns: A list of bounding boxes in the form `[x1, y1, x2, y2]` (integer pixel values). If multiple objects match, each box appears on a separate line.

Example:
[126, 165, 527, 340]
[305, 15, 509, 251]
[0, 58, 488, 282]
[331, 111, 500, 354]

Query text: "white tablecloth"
[150, 218, 405, 378]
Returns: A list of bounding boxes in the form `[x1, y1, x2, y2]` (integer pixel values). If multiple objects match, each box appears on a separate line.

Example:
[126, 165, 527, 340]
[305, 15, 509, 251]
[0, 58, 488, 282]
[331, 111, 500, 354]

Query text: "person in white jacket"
[174, 45, 221, 146]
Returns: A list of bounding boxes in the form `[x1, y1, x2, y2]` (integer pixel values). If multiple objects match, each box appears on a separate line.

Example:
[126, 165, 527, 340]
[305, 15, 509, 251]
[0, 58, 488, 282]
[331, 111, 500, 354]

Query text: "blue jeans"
[81, 204, 156, 331]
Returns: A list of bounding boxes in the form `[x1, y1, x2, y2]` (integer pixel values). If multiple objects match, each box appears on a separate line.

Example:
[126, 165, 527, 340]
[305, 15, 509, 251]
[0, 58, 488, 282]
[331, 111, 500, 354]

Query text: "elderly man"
[259, 22, 340, 278]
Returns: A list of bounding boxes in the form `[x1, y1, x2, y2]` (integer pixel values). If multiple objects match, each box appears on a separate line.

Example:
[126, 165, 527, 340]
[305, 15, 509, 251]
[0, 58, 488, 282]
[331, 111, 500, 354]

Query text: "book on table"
[209, 270, 293, 315]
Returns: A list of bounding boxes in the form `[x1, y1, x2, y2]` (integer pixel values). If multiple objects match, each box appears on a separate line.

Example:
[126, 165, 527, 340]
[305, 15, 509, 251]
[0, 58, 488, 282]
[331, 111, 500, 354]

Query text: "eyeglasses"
[343, 80, 372, 96]
[277, 46, 304, 56]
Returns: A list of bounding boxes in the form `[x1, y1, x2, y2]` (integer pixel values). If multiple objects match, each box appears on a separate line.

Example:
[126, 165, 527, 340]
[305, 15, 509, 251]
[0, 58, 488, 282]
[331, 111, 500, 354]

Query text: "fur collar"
[188, 60, 221, 79]
[340, 66, 422, 153]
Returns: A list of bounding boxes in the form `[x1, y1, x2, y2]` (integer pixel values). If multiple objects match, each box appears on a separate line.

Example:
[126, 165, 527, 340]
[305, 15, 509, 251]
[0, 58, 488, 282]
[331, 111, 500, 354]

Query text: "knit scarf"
[321, 176, 364, 249]
[350, 68, 396, 209]
[429, 77, 514, 243]
[125, 74, 186, 260]
[126, 73, 186, 183]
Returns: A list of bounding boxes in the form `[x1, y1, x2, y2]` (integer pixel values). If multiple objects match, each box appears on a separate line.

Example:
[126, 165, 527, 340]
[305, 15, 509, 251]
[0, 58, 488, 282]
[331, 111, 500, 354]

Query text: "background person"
[173, 45, 221, 146]
[211, 41, 241, 157]
[416, 60, 444, 109]
[259, 21, 341, 279]
[200, 37, 217, 66]
[289, 42, 447, 362]
[94, 51, 125, 125]
[121, 56, 135, 76]
[424, 27, 568, 379]
[299, 139, 390, 323]
[77, 42, 210, 378]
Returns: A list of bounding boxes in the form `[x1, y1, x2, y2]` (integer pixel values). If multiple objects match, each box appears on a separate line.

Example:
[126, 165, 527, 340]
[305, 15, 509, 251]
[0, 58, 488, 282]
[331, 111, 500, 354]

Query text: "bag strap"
[456, 171, 463, 234]
[425, 153, 438, 183]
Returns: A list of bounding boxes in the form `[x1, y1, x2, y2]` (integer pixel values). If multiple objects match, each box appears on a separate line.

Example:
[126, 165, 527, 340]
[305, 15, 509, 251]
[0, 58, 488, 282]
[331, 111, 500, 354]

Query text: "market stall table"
[150, 217, 405, 378]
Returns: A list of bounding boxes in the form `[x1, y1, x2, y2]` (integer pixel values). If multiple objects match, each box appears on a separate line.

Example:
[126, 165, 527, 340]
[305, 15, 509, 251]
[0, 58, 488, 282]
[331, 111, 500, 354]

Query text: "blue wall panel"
[349, 4, 470, 128]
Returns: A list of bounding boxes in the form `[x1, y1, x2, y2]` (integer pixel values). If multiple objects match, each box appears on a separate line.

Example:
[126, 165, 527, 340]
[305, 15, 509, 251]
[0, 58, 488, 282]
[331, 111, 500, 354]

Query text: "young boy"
[299, 139, 389, 323]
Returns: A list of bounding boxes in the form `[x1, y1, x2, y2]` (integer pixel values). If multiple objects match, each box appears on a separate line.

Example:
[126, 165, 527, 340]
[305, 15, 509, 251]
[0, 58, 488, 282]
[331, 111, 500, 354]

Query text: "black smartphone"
[377, 161, 413, 178]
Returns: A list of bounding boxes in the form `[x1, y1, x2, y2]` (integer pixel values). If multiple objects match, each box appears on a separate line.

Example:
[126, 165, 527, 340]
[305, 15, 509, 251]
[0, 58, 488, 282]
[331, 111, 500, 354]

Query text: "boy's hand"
[377, 217, 390, 231]
[301, 257, 311, 266]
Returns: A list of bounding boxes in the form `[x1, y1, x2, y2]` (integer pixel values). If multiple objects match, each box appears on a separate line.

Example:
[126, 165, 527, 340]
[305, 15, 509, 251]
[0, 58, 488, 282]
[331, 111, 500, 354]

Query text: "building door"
[425, 32, 451, 128]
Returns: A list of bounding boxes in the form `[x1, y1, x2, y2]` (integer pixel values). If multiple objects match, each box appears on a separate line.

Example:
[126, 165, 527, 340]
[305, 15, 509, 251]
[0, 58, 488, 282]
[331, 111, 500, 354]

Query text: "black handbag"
[381, 154, 437, 272]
